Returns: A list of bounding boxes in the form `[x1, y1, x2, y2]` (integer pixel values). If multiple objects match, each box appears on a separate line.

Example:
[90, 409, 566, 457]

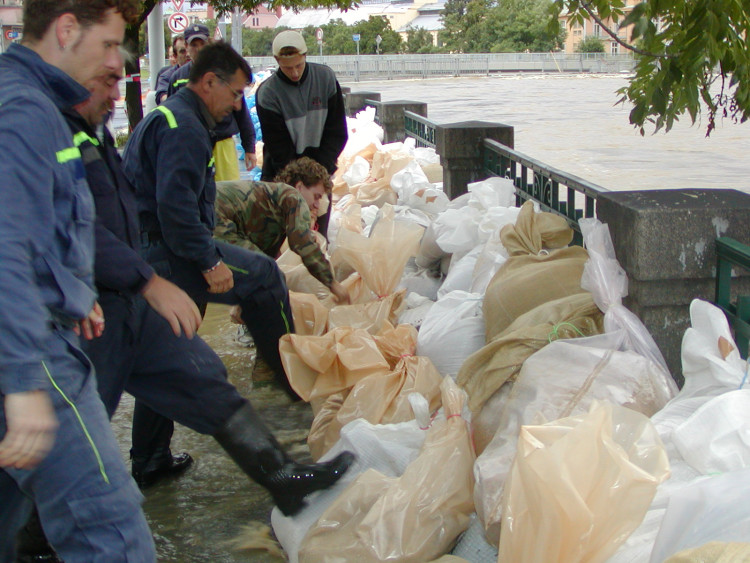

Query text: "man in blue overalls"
[114, 42, 353, 516]
[123, 41, 301, 402]
[0, 2, 156, 561]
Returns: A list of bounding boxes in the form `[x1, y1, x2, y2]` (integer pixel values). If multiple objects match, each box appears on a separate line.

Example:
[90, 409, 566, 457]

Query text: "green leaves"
[551, 0, 750, 136]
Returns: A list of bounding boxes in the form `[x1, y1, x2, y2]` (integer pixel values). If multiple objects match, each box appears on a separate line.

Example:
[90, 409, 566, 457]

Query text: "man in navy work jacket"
[121, 43, 352, 513]
[0, 1, 156, 561]
[164, 24, 257, 180]
[17, 59, 349, 558]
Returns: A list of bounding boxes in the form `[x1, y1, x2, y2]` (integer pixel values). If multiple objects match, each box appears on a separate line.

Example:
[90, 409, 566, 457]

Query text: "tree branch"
[577, 0, 664, 59]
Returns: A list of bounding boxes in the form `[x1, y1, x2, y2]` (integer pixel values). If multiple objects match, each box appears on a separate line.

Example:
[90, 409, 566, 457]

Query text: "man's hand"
[203, 261, 234, 294]
[141, 274, 202, 338]
[245, 153, 257, 171]
[228, 305, 244, 325]
[329, 281, 351, 304]
[0, 391, 58, 469]
[75, 301, 105, 340]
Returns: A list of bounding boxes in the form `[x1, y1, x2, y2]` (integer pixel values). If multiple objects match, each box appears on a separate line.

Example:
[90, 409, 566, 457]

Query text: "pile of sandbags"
[263, 116, 742, 563]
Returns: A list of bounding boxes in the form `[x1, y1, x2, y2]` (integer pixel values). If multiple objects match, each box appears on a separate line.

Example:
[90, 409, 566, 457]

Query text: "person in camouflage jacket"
[214, 157, 350, 304]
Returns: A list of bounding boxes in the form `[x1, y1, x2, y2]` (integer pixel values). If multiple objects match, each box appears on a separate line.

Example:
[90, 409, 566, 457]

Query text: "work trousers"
[142, 238, 294, 377]
[0, 326, 155, 563]
[81, 291, 247, 463]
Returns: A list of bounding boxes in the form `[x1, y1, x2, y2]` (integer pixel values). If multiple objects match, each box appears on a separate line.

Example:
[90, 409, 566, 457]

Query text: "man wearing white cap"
[256, 30, 347, 186]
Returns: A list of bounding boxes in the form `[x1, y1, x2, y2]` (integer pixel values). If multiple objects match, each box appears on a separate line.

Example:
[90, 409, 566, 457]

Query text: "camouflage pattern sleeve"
[277, 186, 335, 288]
[213, 181, 264, 254]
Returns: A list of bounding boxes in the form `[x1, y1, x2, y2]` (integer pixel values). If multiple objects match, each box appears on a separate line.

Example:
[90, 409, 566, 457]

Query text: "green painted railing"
[482, 139, 607, 244]
[715, 237, 750, 358]
[403, 110, 436, 149]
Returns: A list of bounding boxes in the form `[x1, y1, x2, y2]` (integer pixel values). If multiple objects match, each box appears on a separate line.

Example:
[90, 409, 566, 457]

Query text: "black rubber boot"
[131, 450, 194, 489]
[213, 402, 355, 516]
[15, 509, 62, 563]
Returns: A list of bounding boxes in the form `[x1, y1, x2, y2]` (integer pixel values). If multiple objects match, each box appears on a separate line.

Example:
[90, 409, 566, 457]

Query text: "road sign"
[214, 25, 223, 40]
[4, 28, 21, 40]
[172, 0, 184, 11]
[316, 28, 324, 41]
[352, 34, 360, 42]
[168, 12, 188, 34]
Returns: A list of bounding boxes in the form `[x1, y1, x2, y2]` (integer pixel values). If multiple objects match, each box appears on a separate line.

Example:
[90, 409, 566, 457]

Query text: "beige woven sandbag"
[289, 291, 329, 336]
[308, 355, 444, 460]
[665, 542, 750, 562]
[483, 246, 590, 341]
[457, 292, 604, 413]
[482, 201, 588, 340]
[300, 377, 475, 563]
[327, 290, 406, 335]
[501, 200, 574, 256]
[332, 204, 424, 299]
[279, 327, 390, 403]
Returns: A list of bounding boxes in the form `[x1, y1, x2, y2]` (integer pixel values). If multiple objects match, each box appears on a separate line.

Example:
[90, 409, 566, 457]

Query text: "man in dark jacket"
[74, 60, 353, 517]
[122, 46, 353, 512]
[165, 24, 257, 179]
[0, 2, 155, 561]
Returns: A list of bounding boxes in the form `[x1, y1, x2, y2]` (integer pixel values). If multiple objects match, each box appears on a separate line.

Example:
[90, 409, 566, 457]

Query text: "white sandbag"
[432, 206, 483, 254]
[272, 393, 436, 563]
[475, 206, 520, 245]
[438, 247, 481, 299]
[342, 107, 383, 157]
[398, 293, 435, 329]
[341, 155, 370, 187]
[470, 232, 509, 296]
[466, 177, 516, 210]
[398, 259, 443, 301]
[649, 468, 750, 563]
[451, 513, 498, 563]
[417, 291, 485, 379]
[390, 160, 449, 216]
[415, 222, 448, 271]
[672, 389, 750, 474]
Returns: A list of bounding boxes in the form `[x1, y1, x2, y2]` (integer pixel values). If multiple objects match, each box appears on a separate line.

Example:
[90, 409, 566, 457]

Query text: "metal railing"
[715, 237, 750, 358]
[482, 139, 607, 243]
[403, 110, 436, 149]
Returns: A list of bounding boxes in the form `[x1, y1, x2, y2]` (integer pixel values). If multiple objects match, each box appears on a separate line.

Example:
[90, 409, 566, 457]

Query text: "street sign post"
[168, 12, 188, 34]
[172, 0, 184, 11]
[376, 34, 382, 55]
[316, 27, 324, 56]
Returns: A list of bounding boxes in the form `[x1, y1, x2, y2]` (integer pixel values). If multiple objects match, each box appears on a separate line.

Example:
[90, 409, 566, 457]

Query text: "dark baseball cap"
[185, 24, 209, 45]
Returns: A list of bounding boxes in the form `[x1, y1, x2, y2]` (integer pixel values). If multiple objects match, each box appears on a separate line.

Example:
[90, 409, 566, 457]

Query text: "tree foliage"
[405, 27, 438, 54]
[575, 35, 604, 53]
[550, 0, 750, 135]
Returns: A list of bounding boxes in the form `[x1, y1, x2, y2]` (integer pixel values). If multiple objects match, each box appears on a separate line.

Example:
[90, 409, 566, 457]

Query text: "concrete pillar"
[377, 101, 428, 143]
[597, 189, 750, 385]
[434, 121, 514, 199]
[345, 91, 380, 117]
[147, 3, 165, 91]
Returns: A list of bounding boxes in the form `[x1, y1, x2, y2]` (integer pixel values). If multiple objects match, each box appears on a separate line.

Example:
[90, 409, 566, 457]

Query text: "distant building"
[397, 0, 446, 46]
[243, 6, 283, 30]
[558, 0, 638, 54]
[275, 0, 445, 41]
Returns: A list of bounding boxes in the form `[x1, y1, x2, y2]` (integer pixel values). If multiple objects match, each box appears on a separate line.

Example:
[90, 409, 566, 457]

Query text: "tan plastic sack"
[300, 377, 476, 563]
[289, 291, 329, 336]
[457, 292, 604, 413]
[498, 401, 670, 563]
[483, 201, 588, 340]
[279, 327, 391, 403]
[327, 290, 406, 334]
[278, 231, 331, 300]
[332, 204, 423, 298]
[308, 354, 444, 460]
[373, 323, 419, 368]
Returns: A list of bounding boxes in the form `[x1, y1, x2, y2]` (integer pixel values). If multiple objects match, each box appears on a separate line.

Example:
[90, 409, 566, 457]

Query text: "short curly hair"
[23, 0, 140, 41]
[274, 157, 333, 194]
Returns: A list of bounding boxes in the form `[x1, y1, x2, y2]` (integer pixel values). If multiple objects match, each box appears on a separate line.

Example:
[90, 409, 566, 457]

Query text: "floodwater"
[107, 74, 750, 561]
[339, 74, 750, 193]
